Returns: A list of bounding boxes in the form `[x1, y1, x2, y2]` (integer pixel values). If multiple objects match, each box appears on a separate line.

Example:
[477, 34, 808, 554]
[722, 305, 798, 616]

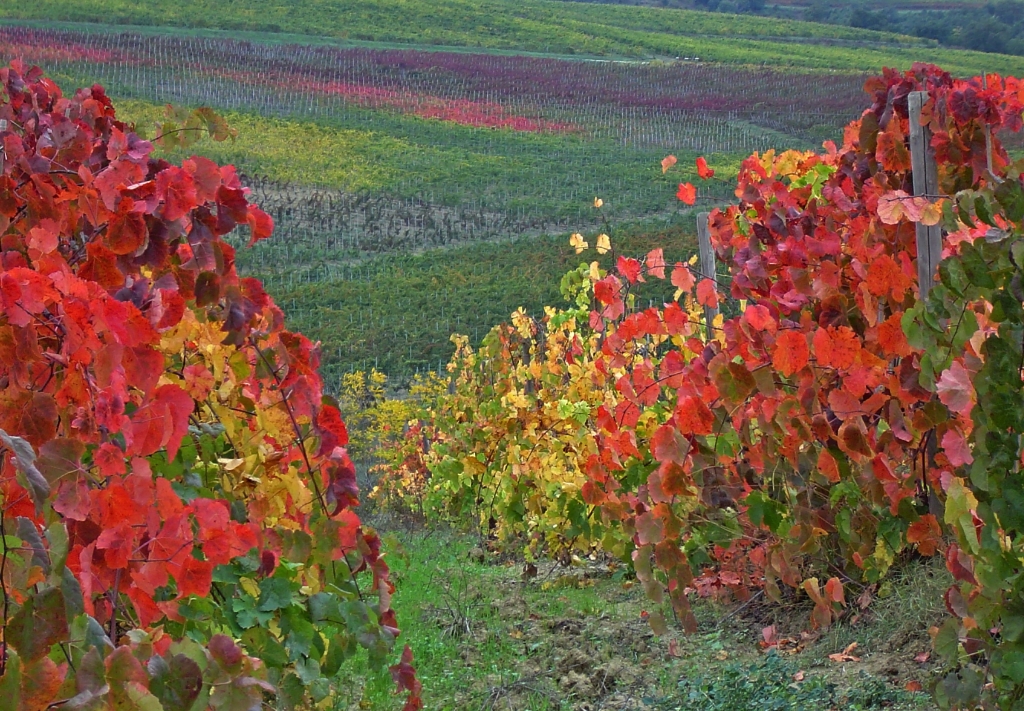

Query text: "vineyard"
[4, 0, 1024, 74]
[261, 225, 688, 380]
[0, 22, 899, 379]
[5, 11, 1024, 701]
[0, 63, 422, 711]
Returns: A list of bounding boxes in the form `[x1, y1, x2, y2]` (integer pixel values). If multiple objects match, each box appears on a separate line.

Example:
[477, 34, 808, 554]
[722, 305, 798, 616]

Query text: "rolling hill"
[1, 0, 1023, 74]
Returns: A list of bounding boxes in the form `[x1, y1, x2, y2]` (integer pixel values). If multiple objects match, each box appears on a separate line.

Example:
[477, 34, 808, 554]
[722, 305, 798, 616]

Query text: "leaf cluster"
[0, 62, 420, 710]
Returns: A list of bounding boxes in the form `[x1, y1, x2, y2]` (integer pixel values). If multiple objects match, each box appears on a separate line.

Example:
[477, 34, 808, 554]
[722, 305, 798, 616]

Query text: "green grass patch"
[670, 652, 925, 710]
[337, 525, 941, 710]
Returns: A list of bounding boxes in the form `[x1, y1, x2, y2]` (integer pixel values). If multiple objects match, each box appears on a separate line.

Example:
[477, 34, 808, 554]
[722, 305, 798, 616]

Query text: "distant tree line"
[807, 0, 1024, 57]
[558, 0, 1024, 58]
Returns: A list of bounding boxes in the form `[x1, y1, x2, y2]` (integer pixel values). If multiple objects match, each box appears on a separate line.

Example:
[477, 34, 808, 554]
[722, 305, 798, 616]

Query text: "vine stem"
[248, 337, 361, 600]
[0, 508, 8, 674]
[109, 569, 121, 642]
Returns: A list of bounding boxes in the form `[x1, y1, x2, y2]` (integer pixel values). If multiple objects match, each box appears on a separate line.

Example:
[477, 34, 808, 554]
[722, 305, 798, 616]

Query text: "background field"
[0, 22, 861, 384]
[0, 1, 1019, 387]
[1, 0, 1023, 74]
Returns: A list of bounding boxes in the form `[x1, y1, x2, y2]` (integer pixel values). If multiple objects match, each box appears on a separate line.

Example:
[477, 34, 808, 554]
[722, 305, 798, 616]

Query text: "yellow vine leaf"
[570, 232, 588, 254]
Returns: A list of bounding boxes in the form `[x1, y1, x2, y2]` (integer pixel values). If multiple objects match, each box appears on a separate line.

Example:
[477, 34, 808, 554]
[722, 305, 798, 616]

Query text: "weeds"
[425, 550, 483, 639]
[668, 651, 928, 711]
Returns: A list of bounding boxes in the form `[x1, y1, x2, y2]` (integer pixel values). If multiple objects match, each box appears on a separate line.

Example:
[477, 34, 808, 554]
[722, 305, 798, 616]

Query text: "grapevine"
[398, 64, 1024, 709]
[0, 61, 421, 710]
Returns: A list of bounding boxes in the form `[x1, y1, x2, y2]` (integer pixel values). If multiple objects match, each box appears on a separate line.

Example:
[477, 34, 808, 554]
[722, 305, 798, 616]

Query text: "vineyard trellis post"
[908, 91, 941, 298]
[909, 90, 946, 509]
[697, 211, 718, 333]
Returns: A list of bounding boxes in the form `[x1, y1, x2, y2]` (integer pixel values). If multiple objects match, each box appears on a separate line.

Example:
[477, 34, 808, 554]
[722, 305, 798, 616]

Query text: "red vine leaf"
[936, 361, 976, 416]
[695, 279, 718, 309]
[817, 449, 841, 483]
[676, 182, 696, 205]
[671, 263, 694, 293]
[617, 256, 643, 284]
[645, 249, 666, 280]
[651, 424, 689, 465]
[174, 556, 213, 599]
[246, 205, 274, 246]
[907, 514, 943, 556]
[390, 646, 424, 711]
[772, 330, 809, 377]
[941, 428, 974, 467]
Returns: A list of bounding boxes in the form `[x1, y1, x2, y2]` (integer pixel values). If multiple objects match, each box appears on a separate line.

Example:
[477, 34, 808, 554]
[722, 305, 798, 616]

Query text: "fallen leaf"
[857, 587, 874, 610]
[799, 630, 821, 644]
[661, 155, 677, 173]
[905, 680, 924, 692]
[914, 651, 931, 663]
[793, 671, 806, 682]
[827, 642, 861, 663]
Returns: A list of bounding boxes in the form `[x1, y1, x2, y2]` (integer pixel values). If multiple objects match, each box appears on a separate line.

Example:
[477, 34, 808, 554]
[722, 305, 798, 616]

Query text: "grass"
[0, 0, 925, 49]
[1, 0, 1024, 74]
[336, 523, 942, 710]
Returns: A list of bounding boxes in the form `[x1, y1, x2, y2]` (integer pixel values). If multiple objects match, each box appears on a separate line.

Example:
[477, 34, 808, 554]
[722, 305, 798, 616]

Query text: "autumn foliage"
[384, 64, 1024, 709]
[0, 62, 419, 709]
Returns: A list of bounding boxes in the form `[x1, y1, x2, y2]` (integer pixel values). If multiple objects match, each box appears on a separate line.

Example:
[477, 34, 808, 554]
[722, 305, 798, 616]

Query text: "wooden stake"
[908, 91, 942, 298]
[697, 212, 718, 334]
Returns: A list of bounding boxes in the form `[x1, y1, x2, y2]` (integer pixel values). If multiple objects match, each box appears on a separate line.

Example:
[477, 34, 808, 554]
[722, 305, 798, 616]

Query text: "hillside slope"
[2, 0, 1024, 74]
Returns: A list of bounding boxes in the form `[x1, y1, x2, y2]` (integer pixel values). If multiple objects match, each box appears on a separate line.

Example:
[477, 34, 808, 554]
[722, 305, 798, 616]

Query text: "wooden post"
[909, 91, 945, 511]
[908, 91, 942, 299]
[697, 212, 718, 335]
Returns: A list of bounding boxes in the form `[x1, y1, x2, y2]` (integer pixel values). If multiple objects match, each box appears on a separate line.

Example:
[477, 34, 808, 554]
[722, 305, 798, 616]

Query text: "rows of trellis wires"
[234, 173, 701, 264]
[0, 25, 866, 152]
